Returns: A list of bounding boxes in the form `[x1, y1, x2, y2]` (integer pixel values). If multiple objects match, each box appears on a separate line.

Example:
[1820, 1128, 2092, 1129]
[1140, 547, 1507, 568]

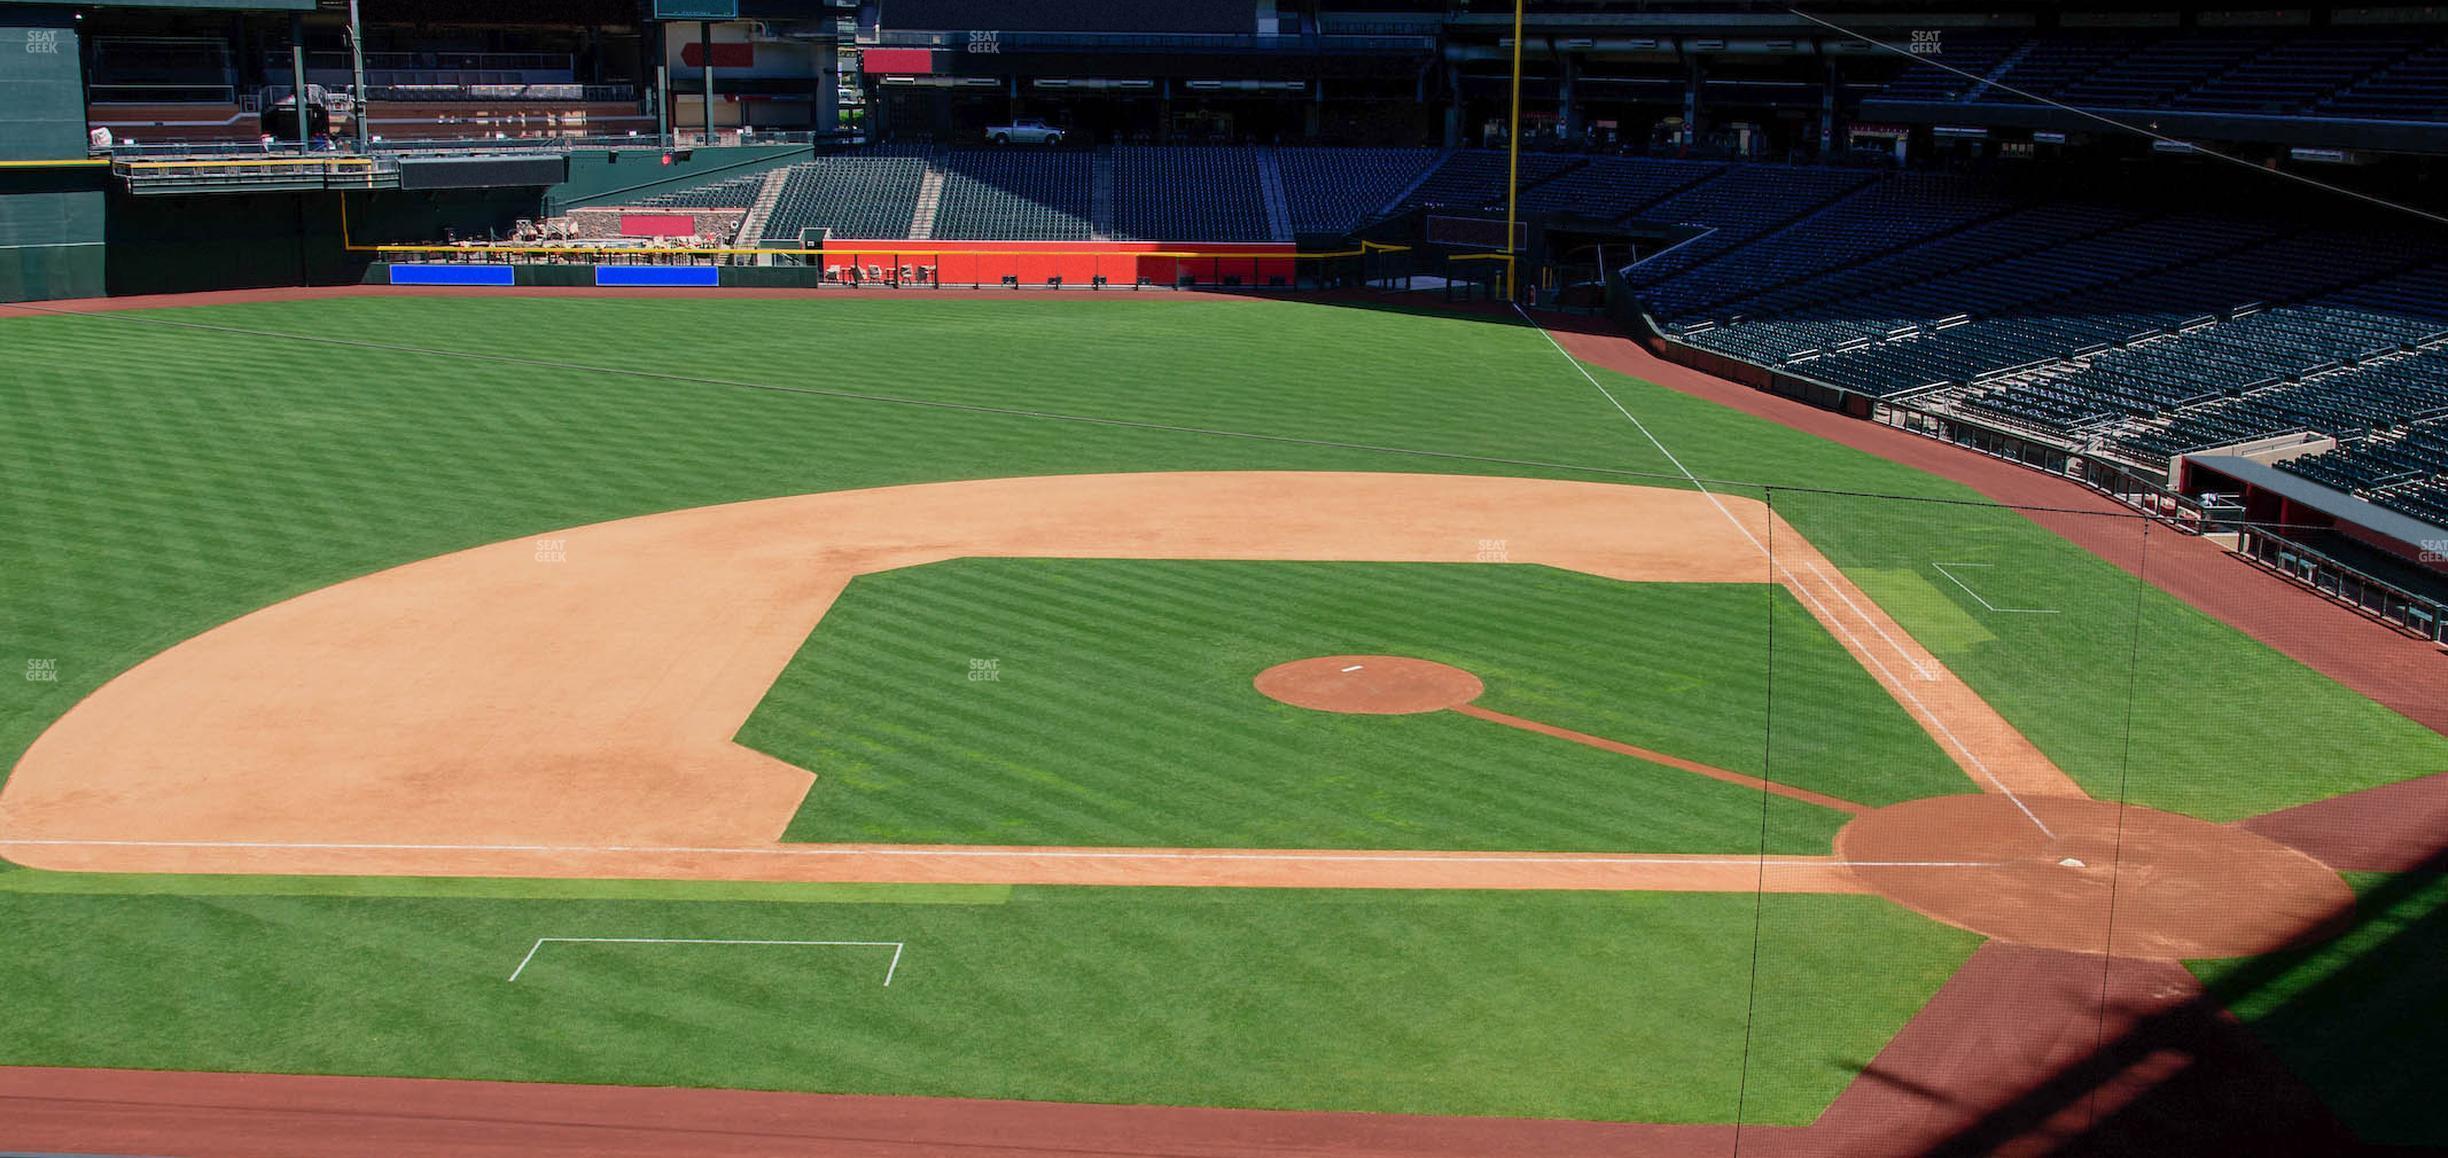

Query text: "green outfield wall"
[0, 12, 104, 301]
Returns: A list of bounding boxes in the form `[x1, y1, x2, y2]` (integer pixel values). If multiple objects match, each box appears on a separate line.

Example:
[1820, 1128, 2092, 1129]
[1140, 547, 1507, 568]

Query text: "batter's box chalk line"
[507, 937, 905, 985]
[1932, 562, 2062, 615]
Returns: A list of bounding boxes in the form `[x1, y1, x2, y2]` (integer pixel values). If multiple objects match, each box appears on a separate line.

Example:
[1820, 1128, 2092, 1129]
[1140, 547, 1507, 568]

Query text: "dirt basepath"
[0, 1065, 1718, 1158]
[2, 471, 2047, 884]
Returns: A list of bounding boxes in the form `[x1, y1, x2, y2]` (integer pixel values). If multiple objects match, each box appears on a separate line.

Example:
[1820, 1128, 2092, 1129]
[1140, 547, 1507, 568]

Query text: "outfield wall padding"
[594, 264, 721, 287]
[390, 263, 517, 286]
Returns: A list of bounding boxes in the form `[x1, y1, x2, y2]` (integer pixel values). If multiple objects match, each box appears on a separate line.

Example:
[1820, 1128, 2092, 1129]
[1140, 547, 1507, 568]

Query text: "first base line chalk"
[507, 937, 904, 985]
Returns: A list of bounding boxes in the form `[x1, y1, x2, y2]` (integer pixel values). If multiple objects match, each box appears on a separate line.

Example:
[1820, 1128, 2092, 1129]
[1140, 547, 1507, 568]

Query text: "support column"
[1444, 62, 1463, 147]
[1682, 54, 1702, 147]
[1819, 56, 1837, 158]
[1558, 53, 1580, 143]
[653, 21, 670, 145]
[289, 12, 309, 152]
[813, 33, 839, 135]
[700, 21, 715, 144]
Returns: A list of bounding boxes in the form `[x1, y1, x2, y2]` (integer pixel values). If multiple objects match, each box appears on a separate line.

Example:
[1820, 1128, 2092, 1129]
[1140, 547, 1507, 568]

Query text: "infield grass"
[746, 559, 1958, 851]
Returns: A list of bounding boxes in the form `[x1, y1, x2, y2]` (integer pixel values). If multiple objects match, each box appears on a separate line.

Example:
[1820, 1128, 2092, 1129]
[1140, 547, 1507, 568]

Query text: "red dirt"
[1756, 942, 2357, 1156]
[0, 1066, 1720, 1158]
[1254, 656, 1485, 714]
[2241, 769, 2448, 872]
[1455, 703, 1869, 814]
[1836, 794, 2352, 958]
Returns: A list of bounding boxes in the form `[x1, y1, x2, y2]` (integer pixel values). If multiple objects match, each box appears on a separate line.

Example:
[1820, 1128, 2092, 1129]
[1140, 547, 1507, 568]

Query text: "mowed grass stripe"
[14, 296, 2443, 819]
[751, 559, 1920, 851]
[0, 887, 1974, 1122]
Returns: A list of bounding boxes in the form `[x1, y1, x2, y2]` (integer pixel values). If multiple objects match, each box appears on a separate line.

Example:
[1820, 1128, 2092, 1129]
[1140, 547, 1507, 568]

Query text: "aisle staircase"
[909, 155, 946, 241]
[1090, 147, 1117, 240]
[731, 166, 793, 261]
[1256, 146, 1294, 241]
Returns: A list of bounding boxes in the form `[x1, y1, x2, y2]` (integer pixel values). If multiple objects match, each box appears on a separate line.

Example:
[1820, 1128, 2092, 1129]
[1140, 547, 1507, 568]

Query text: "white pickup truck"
[986, 118, 1066, 145]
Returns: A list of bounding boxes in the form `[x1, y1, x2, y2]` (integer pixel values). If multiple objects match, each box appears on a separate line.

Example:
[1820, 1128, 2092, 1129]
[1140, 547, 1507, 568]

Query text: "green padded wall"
[0, 13, 104, 301]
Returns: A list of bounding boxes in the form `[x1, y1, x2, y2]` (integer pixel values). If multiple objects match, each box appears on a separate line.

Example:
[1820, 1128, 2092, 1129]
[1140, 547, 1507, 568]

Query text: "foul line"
[1511, 304, 2057, 840]
[507, 937, 903, 984]
[1934, 562, 2061, 615]
[0, 835, 1998, 871]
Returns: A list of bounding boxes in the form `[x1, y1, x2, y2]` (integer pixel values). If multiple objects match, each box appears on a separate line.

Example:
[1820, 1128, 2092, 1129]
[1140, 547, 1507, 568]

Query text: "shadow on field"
[1887, 811, 2448, 1157]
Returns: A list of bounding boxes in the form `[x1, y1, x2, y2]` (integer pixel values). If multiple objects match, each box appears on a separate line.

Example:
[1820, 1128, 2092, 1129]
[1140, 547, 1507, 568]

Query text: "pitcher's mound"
[1254, 656, 1484, 715]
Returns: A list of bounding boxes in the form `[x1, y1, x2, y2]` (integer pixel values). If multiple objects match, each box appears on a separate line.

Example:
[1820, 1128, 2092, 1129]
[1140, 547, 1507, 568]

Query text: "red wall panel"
[820, 240, 1297, 287]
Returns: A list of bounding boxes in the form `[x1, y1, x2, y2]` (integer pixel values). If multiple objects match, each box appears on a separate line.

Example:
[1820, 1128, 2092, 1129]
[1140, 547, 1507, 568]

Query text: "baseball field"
[3, 290, 2444, 1152]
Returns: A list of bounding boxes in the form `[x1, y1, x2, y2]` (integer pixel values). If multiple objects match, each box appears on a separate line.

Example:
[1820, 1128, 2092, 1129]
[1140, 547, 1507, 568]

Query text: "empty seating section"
[1875, 33, 2023, 103]
[1620, 165, 1876, 286]
[1114, 147, 1272, 241]
[1983, 36, 2137, 105]
[1679, 211, 2291, 394]
[2277, 414, 2448, 525]
[2174, 33, 2421, 115]
[1634, 174, 2011, 322]
[759, 155, 926, 243]
[1277, 147, 1440, 233]
[1877, 28, 2448, 123]
[1961, 251, 2448, 440]
[934, 150, 1095, 240]
[2056, 32, 2270, 109]
[1393, 149, 1581, 213]
[1515, 156, 1723, 222]
[638, 175, 762, 210]
[1640, 166, 2448, 511]
[2320, 41, 2448, 121]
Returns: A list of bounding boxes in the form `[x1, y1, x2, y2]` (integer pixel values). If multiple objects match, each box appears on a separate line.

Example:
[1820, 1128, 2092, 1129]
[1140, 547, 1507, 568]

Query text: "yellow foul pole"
[1503, 0, 1525, 301]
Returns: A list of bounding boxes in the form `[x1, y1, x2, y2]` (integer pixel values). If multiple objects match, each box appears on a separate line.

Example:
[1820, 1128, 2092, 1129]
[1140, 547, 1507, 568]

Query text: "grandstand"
[1114, 146, 1278, 242]
[933, 149, 1096, 241]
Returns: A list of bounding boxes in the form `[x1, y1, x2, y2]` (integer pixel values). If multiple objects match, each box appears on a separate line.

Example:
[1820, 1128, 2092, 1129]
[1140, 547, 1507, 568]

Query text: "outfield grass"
[8, 297, 2437, 826]
[2, 294, 2443, 1118]
[744, 559, 1959, 851]
[0, 883, 1975, 1124]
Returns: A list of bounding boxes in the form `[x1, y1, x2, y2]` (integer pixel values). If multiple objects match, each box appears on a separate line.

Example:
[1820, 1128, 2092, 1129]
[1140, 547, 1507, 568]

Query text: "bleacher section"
[1114, 146, 1276, 242]
[1620, 165, 1881, 288]
[1391, 149, 1581, 214]
[934, 150, 1096, 240]
[1277, 147, 1441, 233]
[1514, 155, 1723, 222]
[759, 154, 927, 243]
[637, 174, 764, 211]
[1595, 156, 2448, 529]
[1631, 173, 2011, 322]
[2279, 419, 2448, 527]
